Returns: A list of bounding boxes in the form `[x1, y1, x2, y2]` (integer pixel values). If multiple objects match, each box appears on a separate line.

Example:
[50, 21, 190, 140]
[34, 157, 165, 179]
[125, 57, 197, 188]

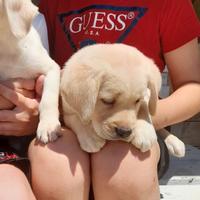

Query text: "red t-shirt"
[39, 0, 200, 71]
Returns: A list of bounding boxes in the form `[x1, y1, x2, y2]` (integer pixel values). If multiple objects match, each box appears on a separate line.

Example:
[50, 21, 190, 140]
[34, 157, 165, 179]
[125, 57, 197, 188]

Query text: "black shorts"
[0, 136, 33, 180]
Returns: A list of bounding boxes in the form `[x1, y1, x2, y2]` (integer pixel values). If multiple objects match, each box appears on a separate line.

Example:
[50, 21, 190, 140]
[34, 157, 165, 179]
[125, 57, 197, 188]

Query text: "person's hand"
[0, 77, 44, 136]
[0, 78, 36, 110]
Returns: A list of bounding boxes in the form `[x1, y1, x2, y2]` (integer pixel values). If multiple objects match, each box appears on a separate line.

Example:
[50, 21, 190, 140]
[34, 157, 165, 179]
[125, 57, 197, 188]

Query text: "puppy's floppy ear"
[147, 81, 158, 115]
[61, 64, 103, 124]
[137, 88, 151, 122]
[138, 78, 160, 122]
[4, 0, 38, 38]
[147, 63, 162, 115]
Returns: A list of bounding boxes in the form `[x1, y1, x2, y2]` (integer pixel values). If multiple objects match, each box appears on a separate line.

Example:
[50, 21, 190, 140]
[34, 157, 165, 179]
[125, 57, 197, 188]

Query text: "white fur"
[158, 129, 185, 157]
[0, 0, 61, 143]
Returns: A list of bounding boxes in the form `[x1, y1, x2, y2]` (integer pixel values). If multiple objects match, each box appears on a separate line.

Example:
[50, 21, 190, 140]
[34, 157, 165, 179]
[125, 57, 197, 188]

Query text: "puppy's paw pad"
[37, 120, 61, 143]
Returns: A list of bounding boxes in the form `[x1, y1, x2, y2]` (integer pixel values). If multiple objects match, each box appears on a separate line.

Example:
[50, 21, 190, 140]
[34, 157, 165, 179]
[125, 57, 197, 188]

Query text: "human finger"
[0, 109, 39, 122]
[1, 78, 35, 90]
[0, 84, 38, 111]
[0, 96, 15, 110]
[1, 79, 36, 98]
[8, 88, 35, 99]
[0, 110, 18, 121]
[35, 75, 45, 97]
[0, 122, 37, 136]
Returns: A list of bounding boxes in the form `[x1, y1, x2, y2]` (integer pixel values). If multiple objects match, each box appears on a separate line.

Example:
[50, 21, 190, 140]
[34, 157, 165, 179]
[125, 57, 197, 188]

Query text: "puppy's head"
[61, 44, 161, 141]
[0, 0, 38, 39]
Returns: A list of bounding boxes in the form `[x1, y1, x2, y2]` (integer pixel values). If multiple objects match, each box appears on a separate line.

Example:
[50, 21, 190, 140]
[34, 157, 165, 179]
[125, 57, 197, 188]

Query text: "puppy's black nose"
[115, 127, 132, 138]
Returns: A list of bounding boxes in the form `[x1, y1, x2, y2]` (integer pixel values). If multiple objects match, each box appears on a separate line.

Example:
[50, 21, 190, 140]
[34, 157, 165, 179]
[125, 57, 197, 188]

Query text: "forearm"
[153, 82, 200, 130]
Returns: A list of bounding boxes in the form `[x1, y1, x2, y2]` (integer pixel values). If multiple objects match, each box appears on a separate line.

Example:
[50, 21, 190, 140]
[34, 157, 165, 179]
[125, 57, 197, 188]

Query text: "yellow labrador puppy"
[0, 0, 61, 142]
[61, 43, 185, 157]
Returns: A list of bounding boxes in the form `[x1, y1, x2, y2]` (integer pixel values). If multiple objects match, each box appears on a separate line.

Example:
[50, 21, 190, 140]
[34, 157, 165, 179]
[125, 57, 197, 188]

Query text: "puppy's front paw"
[164, 134, 185, 157]
[79, 134, 106, 153]
[131, 121, 157, 152]
[37, 119, 61, 143]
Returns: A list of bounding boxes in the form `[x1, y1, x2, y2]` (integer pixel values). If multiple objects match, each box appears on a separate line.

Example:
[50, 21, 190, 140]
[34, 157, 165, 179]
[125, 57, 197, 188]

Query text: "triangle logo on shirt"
[58, 5, 148, 52]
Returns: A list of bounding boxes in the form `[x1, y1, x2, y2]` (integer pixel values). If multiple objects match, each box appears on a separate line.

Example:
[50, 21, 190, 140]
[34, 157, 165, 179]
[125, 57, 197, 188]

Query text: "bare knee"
[91, 141, 160, 200]
[0, 164, 35, 200]
[28, 129, 90, 200]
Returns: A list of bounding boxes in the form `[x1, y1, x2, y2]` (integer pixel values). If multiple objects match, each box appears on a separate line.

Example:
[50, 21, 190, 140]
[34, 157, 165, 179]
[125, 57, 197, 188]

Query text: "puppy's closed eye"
[101, 97, 141, 107]
[101, 98, 116, 106]
[99, 90, 120, 106]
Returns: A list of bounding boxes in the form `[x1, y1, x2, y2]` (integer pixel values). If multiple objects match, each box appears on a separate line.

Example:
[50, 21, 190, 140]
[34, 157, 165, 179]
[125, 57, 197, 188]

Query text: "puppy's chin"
[92, 121, 115, 140]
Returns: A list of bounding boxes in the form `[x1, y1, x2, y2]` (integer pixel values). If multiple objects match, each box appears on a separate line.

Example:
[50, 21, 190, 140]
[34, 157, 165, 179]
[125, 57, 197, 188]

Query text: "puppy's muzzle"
[115, 127, 132, 138]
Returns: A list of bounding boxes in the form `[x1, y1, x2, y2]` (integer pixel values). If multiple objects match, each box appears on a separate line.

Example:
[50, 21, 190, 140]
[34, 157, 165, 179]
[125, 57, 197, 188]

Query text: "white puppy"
[0, 0, 61, 143]
[60, 43, 185, 157]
